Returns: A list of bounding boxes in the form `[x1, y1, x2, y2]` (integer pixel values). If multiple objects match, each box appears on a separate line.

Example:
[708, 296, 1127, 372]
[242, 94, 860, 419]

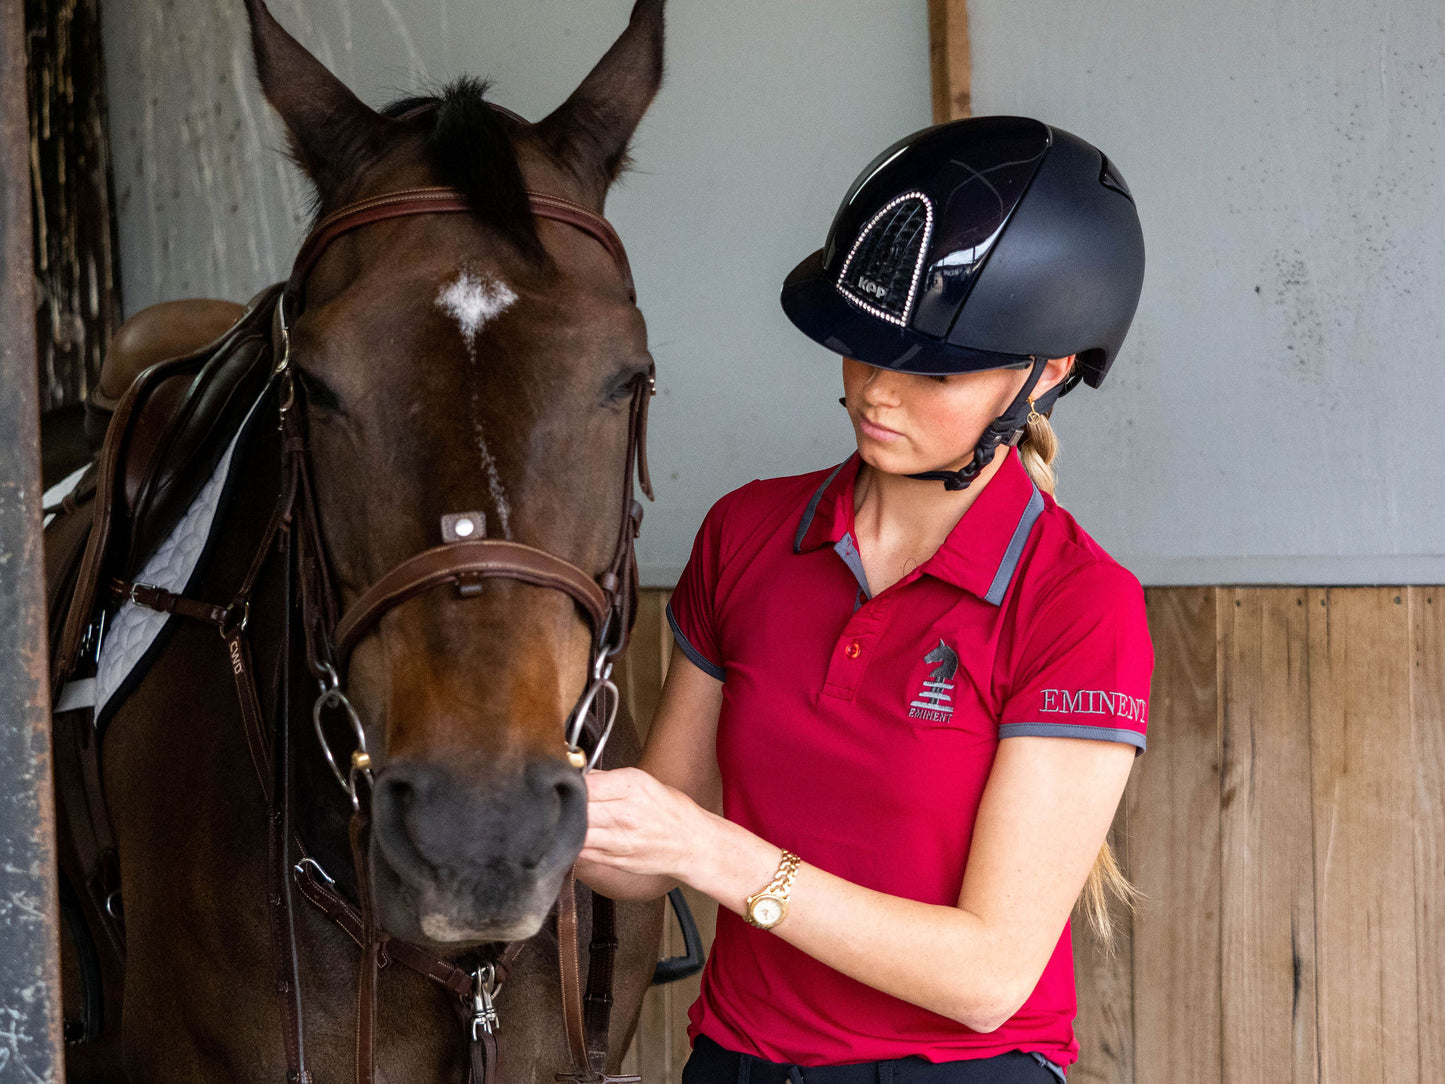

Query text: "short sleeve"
[665, 496, 730, 682]
[998, 561, 1154, 754]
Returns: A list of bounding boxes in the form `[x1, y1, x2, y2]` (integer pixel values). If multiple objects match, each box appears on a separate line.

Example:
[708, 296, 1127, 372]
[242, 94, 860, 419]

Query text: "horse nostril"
[554, 773, 586, 842]
[518, 760, 587, 870]
[371, 768, 434, 882]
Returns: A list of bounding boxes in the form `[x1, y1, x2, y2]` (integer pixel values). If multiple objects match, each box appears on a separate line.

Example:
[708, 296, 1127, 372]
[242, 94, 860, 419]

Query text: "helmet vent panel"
[835, 192, 934, 327]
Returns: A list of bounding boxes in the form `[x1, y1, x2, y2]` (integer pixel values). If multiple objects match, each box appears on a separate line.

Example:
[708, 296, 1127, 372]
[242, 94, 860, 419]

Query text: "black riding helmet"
[780, 116, 1145, 490]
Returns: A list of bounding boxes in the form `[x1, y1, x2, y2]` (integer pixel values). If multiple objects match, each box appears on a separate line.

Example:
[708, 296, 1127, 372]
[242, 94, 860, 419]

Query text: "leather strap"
[333, 540, 610, 662]
[349, 811, 379, 1084]
[286, 186, 635, 313]
[555, 871, 592, 1078]
[583, 896, 618, 1071]
[552, 875, 639, 1084]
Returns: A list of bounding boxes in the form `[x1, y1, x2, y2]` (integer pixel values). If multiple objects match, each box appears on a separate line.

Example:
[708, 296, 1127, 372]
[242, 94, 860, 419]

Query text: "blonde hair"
[1017, 412, 1141, 948]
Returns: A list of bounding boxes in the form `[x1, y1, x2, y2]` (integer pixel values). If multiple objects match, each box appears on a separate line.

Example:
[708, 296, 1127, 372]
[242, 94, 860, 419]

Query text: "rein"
[113, 184, 654, 1084]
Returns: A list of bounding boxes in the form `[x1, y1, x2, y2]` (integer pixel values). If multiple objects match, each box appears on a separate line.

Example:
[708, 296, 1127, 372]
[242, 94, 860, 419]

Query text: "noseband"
[278, 184, 656, 797]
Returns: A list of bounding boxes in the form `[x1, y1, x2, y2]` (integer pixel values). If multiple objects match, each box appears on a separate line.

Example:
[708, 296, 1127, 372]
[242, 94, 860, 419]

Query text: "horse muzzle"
[367, 755, 587, 946]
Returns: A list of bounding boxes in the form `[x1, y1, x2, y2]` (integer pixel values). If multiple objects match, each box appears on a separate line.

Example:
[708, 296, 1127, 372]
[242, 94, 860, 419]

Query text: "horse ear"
[534, 0, 665, 206]
[242, 0, 392, 201]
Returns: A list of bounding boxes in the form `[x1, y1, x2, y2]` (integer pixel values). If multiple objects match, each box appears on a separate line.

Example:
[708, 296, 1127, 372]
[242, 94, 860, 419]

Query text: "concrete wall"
[101, 0, 1445, 585]
[967, 0, 1445, 584]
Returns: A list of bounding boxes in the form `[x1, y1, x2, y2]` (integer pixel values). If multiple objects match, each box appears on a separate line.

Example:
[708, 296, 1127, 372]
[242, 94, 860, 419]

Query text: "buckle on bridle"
[217, 600, 250, 639]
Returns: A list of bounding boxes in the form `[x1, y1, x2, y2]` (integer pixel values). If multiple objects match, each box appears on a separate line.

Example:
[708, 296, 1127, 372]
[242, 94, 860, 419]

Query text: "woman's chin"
[858, 441, 936, 478]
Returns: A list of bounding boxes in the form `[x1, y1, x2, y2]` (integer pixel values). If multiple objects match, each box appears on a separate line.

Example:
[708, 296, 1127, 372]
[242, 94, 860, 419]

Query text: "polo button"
[844, 640, 862, 659]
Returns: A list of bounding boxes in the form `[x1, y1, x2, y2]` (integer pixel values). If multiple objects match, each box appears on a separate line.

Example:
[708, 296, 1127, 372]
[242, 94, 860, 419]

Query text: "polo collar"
[793, 449, 1044, 606]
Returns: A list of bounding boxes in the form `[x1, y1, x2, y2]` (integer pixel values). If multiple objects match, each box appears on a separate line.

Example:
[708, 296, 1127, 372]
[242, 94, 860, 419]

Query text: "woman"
[579, 116, 1151, 1082]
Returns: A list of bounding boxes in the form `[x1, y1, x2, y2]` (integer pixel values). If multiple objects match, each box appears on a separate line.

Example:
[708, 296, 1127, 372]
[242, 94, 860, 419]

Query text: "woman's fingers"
[581, 767, 701, 878]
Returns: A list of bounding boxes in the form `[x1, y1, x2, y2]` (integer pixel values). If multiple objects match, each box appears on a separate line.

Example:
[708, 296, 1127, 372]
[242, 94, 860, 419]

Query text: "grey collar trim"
[983, 483, 1045, 605]
[793, 460, 850, 553]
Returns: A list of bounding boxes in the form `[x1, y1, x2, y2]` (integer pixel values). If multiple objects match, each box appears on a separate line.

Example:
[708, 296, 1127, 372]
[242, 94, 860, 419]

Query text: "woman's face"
[840, 356, 1069, 477]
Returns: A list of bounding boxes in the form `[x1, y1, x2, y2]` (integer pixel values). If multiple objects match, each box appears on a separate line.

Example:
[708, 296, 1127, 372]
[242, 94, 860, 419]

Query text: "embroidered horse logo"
[909, 639, 958, 722]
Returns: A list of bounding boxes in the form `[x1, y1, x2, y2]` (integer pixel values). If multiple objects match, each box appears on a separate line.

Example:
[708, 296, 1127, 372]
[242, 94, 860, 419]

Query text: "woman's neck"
[851, 447, 1012, 590]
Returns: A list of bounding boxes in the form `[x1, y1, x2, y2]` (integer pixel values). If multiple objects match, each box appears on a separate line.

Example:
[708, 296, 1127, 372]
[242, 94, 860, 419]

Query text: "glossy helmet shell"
[780, 116, 1145, 387]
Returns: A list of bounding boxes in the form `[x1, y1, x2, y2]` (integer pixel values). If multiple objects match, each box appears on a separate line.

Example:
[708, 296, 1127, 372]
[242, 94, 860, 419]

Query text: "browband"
[284, 185, 635, 314]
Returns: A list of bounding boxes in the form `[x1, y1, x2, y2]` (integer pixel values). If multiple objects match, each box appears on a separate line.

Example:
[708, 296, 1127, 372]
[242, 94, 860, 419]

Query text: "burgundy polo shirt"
[666, 449, 1153, 1071]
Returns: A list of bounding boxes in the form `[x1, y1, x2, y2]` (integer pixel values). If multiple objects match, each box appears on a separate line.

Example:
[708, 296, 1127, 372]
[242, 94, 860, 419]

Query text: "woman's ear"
[1035, 354, 1077, 398]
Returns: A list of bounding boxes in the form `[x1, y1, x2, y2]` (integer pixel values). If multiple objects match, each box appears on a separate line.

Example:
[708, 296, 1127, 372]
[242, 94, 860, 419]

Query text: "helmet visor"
[781, 250, 1035, 376]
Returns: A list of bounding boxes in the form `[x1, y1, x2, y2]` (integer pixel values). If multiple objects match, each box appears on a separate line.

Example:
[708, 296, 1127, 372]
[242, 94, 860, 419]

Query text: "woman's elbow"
[941, 980, 1034, 1034]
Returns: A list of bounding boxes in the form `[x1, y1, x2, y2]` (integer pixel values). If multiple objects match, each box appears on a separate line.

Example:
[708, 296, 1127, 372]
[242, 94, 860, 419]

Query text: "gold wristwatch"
[744, 850, 801, 930]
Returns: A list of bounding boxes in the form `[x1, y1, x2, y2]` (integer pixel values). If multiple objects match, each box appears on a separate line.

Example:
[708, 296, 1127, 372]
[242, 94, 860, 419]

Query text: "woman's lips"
[859, 415, 903, 442]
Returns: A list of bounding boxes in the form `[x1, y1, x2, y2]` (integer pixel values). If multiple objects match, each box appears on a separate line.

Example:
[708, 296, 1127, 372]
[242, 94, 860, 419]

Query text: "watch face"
[750, 896, 784, 928]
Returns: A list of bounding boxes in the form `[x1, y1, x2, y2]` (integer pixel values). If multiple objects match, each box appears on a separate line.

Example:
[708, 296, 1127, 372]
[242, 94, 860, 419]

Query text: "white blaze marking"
[436, 271, 517, 345]
[473, 423, 513, 539]
[438, 269, 517, 538]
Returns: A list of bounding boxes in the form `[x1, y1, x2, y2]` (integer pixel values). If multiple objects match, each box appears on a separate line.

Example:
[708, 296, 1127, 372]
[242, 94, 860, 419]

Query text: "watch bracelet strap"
[758, 849, 801, 899]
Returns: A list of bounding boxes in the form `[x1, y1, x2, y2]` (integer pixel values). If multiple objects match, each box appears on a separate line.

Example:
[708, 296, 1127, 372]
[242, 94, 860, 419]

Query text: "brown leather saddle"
[52, 287, 280, 687]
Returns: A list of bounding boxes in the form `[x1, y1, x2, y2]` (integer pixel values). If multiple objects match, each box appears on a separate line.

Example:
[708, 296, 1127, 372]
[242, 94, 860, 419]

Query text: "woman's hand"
[580, 766, 712, 884]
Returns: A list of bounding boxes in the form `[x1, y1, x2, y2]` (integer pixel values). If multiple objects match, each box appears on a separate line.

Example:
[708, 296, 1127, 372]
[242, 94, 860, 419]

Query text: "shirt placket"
[821, 531, 896, 700]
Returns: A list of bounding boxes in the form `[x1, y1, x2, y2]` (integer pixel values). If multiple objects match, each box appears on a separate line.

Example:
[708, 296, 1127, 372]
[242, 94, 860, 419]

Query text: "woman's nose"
[860, 367, 902, 404]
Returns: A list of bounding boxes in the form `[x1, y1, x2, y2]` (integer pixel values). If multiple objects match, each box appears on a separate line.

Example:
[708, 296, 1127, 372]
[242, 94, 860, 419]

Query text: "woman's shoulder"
[1017, 491, 1146, 615]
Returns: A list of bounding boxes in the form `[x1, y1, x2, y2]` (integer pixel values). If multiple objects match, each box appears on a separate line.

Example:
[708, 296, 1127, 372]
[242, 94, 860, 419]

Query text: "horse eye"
[297, 369, 344, 413]
[604, 367, 649, 405]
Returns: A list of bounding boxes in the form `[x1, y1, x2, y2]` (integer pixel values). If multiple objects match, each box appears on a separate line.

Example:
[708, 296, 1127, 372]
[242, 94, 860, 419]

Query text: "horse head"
[243, 0, 664, 950]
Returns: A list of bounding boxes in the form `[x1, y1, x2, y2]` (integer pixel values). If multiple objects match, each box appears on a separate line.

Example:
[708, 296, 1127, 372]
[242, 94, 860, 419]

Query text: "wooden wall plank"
[1129, 587, 1222, 1084]
[1409, 588, 1444, 1079]
[1072, 802, 1136, 1084]
[1308, 589, 1418, 1084]
[928, 0, 972, 122]
[1219, 589, 1318, 1084]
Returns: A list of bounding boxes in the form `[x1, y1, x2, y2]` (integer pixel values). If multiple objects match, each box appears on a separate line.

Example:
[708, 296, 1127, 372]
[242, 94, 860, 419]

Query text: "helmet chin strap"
[906, 355, 1054, 492]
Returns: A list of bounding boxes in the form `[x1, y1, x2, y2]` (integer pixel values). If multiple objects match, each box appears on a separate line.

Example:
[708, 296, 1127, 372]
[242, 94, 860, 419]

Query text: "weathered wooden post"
[928, 0, 972, 122]
[1, 0, 65, 1074]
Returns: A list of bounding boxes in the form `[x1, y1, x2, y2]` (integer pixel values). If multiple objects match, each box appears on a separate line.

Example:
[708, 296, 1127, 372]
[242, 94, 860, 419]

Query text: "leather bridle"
[280, 183, 656, 795]
[114, 181, 656, 1084]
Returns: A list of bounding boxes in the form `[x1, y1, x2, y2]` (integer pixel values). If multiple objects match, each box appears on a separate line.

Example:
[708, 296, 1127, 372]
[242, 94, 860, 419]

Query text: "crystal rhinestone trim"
[834, 191, 935, 327]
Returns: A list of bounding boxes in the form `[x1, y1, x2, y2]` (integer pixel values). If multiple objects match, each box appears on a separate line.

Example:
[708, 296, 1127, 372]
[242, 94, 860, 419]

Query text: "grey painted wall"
[101, 0, 1445, 585]
[968, 0, 1445, 585]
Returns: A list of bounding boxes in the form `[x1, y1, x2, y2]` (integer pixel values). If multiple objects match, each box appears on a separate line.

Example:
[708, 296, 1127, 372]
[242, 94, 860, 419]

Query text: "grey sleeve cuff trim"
[998, 722, 1147, 755]
[665, 603, 725, 682]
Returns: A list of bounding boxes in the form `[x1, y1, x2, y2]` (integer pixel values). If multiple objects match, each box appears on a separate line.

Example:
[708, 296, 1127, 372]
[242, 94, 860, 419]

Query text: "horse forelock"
[302, 77, 543, 259]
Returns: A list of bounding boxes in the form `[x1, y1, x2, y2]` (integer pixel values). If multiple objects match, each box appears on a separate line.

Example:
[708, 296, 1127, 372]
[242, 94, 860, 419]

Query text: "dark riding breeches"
[682, 1035, 1067, 1084]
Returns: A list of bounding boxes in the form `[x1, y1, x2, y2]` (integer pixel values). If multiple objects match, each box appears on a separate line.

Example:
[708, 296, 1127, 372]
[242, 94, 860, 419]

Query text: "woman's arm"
[572, 642, 724, 900]
[582, 728, 1135, 1033]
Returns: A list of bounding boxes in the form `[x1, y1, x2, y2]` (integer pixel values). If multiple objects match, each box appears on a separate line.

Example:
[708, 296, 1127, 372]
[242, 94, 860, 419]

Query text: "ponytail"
[1017, 413, 1142, 949]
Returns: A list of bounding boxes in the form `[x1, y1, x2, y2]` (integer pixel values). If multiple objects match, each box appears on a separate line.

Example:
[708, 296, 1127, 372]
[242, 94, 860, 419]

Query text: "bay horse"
[54, 0, 670, 1079]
